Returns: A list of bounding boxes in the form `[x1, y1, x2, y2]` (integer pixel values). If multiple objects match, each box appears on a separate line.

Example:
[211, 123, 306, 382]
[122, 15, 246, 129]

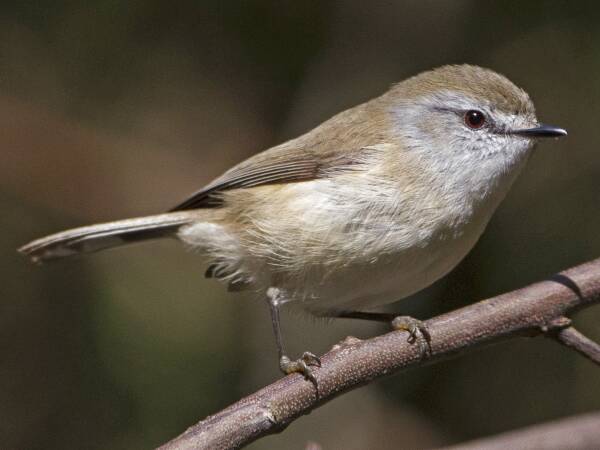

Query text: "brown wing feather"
[170, 145, 371, 211]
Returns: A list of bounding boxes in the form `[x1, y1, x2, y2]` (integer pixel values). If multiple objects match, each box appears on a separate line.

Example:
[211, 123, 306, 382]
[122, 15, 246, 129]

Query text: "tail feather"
[19, 211, 197, 263]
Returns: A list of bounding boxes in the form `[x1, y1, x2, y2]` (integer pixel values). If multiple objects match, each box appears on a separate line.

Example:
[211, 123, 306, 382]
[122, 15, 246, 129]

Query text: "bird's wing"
[170, 144, 378, 210]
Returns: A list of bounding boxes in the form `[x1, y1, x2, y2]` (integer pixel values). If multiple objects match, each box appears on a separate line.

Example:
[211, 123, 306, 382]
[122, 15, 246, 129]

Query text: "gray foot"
[280, 351, 321, 385]
[391, 316, 431, 358]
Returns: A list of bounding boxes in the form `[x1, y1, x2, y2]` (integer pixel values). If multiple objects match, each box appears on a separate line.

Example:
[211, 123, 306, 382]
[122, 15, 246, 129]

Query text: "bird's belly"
[295, 224, 482, 315]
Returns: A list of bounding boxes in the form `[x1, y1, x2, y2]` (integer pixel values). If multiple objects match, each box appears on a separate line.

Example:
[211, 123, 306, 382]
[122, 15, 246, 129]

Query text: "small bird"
[20, 65, 566, 382]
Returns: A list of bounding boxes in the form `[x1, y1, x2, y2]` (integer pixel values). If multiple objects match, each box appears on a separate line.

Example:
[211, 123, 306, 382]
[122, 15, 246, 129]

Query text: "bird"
[19, 64, 567, 383]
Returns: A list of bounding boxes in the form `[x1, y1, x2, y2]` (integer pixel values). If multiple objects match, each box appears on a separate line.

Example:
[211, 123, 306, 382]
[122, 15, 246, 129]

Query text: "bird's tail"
[19, 211, 199, 263]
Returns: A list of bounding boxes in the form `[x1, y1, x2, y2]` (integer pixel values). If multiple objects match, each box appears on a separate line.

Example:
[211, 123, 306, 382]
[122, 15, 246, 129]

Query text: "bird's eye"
[464, 110, 486, 129]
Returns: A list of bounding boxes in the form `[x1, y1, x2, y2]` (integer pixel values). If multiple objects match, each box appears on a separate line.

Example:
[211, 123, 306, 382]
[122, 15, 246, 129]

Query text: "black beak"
[511, 123, 567, 138]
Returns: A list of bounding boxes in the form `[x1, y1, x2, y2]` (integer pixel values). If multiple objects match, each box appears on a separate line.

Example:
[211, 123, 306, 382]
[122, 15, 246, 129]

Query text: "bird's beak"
[510, 123, 567, 138]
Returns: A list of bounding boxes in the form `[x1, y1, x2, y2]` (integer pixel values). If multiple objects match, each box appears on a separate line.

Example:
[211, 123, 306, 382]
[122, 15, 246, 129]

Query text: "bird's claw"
[391, 316, 431, 358]
[301, 351, 322, 367]
[280, 352, 321, 385]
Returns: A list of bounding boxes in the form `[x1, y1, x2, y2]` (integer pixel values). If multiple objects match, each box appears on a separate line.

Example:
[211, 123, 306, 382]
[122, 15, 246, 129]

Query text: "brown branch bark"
[159, 258, 600, 450]
[441, 410, 600, 450]
[552, 326, 600, 365]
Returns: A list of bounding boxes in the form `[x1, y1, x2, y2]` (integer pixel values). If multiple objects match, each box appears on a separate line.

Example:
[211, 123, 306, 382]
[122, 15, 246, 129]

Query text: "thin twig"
[441, 410, 600, 450]
[159, 258, 600, 450]
[552, 326, 600, 365]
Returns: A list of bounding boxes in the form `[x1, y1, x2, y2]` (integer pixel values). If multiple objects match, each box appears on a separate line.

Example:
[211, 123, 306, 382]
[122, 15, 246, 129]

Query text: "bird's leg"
[266, 287, 321, 384]
[335, 311, 431, 357]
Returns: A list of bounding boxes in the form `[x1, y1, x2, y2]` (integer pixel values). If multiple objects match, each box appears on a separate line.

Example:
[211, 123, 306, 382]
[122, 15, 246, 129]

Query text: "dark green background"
[3, 2, 599, 449]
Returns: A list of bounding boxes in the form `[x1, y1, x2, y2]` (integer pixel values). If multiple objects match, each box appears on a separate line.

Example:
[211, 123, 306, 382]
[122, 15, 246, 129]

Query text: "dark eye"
[464, 110, 486, 129]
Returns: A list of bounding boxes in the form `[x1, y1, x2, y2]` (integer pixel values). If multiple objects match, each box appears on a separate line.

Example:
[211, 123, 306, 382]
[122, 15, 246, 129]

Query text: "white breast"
[256, 149, 528, 314]
[267, 178, 490, 314]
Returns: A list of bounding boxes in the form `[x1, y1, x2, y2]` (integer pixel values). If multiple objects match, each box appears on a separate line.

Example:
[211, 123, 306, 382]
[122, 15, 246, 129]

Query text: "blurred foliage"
[2, 1, 600, 449]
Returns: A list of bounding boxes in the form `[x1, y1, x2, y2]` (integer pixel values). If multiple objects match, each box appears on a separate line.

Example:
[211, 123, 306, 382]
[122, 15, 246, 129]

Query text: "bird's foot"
[391, 316, 431, 358]
[280, 351, 321, 385]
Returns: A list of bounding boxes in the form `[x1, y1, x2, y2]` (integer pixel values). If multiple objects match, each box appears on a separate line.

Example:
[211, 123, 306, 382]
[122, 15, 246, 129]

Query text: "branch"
[441, 411, 600, 450]
[159, 258, 600, 450]
[552, 326, 600, 365]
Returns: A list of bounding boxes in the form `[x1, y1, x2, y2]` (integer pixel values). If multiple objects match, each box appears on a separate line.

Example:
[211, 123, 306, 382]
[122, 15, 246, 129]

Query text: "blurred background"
[2, 1, 600, 449]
